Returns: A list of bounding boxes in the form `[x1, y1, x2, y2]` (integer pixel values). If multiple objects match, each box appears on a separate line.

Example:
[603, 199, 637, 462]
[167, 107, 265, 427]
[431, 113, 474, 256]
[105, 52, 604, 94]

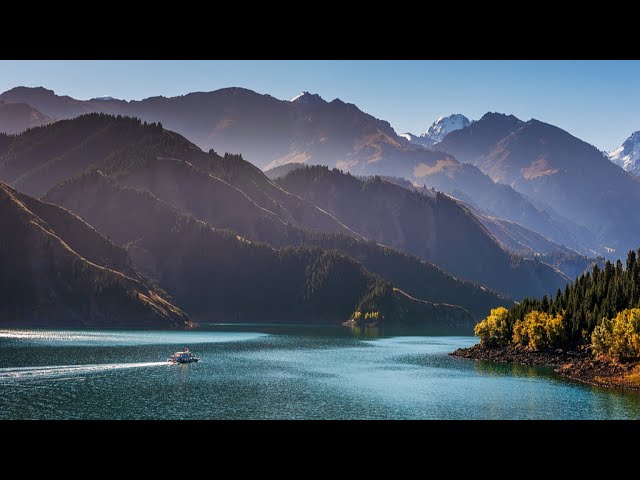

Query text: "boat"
[168, 348, 200, 364]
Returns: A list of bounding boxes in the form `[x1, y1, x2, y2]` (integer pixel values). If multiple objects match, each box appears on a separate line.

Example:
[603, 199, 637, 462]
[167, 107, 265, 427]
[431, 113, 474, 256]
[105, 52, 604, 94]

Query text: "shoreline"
[452, 344, 640, 391]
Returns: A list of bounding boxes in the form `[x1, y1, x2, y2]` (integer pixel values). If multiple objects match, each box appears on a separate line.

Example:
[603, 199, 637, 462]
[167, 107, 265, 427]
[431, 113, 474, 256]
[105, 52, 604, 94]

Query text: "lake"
[1, 325, 639, 419]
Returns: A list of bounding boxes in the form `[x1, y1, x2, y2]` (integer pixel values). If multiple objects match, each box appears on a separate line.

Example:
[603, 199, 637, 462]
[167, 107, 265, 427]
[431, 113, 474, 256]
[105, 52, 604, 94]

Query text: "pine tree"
[506, 248, 640, 344]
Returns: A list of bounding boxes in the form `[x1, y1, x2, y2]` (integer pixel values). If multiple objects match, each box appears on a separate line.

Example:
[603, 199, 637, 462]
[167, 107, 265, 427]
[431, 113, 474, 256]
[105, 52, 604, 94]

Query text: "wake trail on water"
[0, 361, 169, 381]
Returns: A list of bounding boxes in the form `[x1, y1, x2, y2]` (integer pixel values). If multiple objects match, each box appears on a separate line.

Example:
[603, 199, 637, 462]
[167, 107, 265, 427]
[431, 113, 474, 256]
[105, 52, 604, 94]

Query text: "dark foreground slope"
[278, 166, 569, 299]
[0, 181, 192, 328]
[45, 172, 475, 328]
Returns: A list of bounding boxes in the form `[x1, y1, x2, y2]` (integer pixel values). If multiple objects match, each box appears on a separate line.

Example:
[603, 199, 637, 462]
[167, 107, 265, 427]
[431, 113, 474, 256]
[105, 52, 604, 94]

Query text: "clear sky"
[1, 60, 638, 151]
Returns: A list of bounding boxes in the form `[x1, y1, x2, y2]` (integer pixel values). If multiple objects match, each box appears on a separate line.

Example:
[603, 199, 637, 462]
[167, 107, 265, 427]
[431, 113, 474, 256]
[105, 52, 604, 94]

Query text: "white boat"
[168, 348, 200, 364]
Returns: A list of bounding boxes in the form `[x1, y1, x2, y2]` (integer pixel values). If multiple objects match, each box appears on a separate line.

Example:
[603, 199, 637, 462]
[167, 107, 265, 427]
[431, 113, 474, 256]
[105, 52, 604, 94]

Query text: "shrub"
[591, 309, 640, 362]
[512, 310, 565, 350]
[474, 307, 510, 346]
[364, 311, 379, 320]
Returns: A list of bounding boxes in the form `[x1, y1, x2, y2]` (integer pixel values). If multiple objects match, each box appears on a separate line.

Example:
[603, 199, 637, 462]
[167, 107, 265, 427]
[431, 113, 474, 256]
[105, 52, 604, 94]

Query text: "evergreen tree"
[506, 248, 640, 344]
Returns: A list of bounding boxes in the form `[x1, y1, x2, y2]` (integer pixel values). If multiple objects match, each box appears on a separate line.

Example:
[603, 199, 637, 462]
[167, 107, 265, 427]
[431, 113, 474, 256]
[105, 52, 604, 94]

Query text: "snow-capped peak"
[290, 91, 326, 105]
[91, 96, 119, 101]
[609, 130, 640, 175]
[422, 114, 471, 143]
[398, 114, 472, 148]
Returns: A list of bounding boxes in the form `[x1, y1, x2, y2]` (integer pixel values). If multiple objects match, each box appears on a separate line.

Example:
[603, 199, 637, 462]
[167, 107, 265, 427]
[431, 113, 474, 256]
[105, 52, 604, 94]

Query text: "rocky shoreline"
[452, 344, 640, 391]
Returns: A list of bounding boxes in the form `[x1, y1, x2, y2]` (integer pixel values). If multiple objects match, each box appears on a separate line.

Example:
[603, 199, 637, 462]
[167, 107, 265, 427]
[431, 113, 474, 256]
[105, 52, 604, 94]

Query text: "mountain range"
[0, 113, 508, 329]
[9, 115, 564, 298]
[0, 87, 614, 258]
[1, 85, 637, 330]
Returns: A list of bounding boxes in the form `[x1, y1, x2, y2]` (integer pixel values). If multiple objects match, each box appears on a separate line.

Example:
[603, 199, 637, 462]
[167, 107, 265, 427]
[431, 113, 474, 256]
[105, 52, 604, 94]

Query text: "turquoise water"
[1, 326, 639, 419]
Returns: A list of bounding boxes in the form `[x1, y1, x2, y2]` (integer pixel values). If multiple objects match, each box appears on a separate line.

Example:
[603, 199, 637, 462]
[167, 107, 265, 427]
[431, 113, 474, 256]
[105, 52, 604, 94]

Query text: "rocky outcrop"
[452, 343, 640, 391]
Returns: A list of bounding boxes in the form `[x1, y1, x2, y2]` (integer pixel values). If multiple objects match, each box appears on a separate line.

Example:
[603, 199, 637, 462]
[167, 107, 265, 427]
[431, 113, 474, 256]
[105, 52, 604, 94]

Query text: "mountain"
[277, 165, 569, 299]
[437, 113, 640, 256]
[0, 180, 192, 328]
[44, 170, 475, 328]
[0, 101, 50, 134]
[609, 131, 640, 176]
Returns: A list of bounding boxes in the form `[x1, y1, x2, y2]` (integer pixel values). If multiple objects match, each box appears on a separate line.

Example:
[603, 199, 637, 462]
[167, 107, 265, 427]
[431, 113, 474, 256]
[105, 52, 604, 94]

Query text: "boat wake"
[0, 361, 169, 382]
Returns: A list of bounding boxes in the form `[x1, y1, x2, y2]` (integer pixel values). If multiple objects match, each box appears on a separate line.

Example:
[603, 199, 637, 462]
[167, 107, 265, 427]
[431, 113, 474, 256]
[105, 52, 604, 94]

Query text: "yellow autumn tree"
[474, 307, 510, 346]
[512, 310, 565, 350]
[591, 308, 640, 362]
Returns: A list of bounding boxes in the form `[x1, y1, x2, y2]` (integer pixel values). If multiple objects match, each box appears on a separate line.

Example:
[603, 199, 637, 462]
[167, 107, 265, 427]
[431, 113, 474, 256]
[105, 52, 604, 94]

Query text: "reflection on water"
[347, 325, 381, 338]
[475, 360, 557, 380]
[1, 326, 640, 419]
[172, 363, 192, 400]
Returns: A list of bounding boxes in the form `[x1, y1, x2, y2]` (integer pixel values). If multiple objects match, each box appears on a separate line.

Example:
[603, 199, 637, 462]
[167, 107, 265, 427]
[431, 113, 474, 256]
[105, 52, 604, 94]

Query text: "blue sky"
[1, 60, 638, 151]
